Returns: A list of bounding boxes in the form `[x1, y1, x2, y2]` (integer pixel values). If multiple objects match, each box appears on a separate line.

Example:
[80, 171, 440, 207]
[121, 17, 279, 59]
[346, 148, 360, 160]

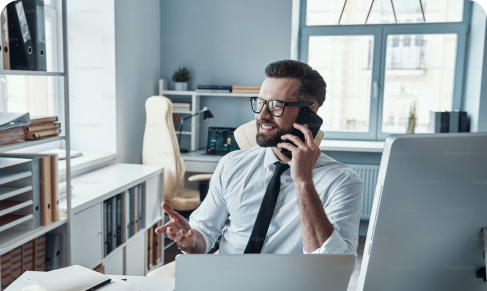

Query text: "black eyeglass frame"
[250, 96, 314, 117]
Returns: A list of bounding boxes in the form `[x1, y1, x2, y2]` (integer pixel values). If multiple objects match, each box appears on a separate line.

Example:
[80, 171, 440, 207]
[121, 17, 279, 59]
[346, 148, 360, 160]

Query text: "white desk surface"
[59, 163, 163, 214]
[181, 140, 384, 162]
[6, 272, 175, 291]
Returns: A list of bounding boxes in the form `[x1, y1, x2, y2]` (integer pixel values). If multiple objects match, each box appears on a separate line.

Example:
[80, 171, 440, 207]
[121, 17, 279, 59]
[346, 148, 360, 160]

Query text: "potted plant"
[172, 67, 190, 91]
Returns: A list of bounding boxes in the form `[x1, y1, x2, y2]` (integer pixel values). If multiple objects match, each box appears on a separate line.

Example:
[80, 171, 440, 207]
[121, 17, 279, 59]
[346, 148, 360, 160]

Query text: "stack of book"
[196, 85, 231, 93]
[232, 86, 261, 93]
[0, 112, 30, 146]
[172, 103, 191, 112]
[24, 116, 61, 140]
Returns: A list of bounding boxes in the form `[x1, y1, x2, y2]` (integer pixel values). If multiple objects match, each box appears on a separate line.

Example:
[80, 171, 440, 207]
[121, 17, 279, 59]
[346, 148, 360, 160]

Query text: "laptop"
[175, 254, 355, 291]
[202, 127, 240, 156]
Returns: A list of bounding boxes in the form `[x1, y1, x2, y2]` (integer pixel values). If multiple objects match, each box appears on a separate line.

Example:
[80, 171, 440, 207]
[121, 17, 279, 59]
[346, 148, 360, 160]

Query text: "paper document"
[23, 265, 144, 291]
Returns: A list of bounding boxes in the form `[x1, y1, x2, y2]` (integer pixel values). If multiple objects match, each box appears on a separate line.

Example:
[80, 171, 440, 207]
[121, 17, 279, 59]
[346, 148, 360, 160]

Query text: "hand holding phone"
[280, 106, 323, 160]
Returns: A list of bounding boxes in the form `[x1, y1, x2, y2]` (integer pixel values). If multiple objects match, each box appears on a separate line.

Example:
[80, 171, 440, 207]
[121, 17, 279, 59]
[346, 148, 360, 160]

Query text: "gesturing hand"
[155, 202, 198, 253]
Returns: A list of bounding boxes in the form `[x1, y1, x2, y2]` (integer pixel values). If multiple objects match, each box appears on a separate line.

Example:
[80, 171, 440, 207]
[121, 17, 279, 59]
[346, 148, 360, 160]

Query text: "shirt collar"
[264, 147, 291, 170]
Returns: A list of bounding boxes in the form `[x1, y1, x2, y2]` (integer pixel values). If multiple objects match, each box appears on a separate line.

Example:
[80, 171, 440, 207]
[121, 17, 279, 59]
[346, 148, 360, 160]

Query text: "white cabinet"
[103, 247, 124, 275]
[71, 203, 102, 269]
[125, 230, 146, 276]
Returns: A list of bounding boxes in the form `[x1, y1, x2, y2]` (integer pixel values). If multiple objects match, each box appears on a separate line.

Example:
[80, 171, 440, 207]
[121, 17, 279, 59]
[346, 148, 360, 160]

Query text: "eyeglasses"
[250, 96, 313, 117]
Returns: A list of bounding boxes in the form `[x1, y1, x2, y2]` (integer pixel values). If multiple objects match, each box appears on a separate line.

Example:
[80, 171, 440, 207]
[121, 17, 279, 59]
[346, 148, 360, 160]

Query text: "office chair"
[147, 118, 325, 278]
[142, 96, 212, 218]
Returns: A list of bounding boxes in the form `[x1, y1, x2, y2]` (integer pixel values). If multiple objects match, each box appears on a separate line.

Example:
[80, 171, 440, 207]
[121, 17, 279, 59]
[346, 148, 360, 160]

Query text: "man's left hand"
[277, 123, 321, 185]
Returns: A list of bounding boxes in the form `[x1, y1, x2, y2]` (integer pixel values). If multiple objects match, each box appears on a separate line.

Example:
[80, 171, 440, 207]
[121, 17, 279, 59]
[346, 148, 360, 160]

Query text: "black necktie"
[244, 161, 290, 254]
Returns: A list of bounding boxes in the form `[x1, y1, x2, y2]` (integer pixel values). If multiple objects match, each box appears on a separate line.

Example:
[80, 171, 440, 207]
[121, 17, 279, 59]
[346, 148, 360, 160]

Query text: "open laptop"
[201, 127, 240, 156]
[175, 254, 355, 291]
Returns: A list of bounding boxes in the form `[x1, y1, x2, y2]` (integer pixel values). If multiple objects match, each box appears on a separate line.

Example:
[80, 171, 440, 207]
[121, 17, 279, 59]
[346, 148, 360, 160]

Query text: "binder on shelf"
[7, 1, 37, 70]
[1, 251, 11, 291]
[33, 234, 45, 271]
[103, 200, 107, 256]
[0, 155, 41, 229]
[1, 7, 10, 70]
[106, 198, 112, 255]
[116, 194, 121, 246]
[24, 122, 60, 133]
[10, 246, 21, 281]
[129, 188, 134, 238]
[138, 185, 143, 229]
[45, 234, 62, 271]
[49, 154, 59, 222]
[111, 196, 116, 251]
[21, 240, 34, 272]
[3, 153, 52, 226]
[155, 221, 162, 265]
[21, 0, 46, 71]
[134, 186, 139, 234]
[147, 228, 153, 270]
[0, 112, 30, 131]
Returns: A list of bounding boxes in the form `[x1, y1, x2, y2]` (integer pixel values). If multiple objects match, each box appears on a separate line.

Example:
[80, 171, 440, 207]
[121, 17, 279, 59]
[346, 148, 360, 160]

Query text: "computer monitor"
[358, 133, 487, 291]
[205, 127, 240, 155]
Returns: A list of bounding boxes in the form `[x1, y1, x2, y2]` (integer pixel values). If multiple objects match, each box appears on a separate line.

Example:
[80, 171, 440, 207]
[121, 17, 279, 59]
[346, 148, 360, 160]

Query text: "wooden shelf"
[0, 70, 64, 77]
[0, 214, 33, 233]
[161, 90, 257, 98]
[0, 186, 32, 201]
[0, 172, 32, 185]
[0, 136, 65, 153]
[0, 200, 33, 217]
[175, 131, 191, 135]
[0, 217, 67, 255]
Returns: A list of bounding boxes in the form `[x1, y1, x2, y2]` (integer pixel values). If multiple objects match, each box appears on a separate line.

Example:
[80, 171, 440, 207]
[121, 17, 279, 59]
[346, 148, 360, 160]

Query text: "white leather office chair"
[147, 118, 325, 278]
[142, 96, 212, 213]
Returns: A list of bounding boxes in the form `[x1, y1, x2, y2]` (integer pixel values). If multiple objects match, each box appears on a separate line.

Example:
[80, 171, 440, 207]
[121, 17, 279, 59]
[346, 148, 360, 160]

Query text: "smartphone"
[280, 106, 323, 160]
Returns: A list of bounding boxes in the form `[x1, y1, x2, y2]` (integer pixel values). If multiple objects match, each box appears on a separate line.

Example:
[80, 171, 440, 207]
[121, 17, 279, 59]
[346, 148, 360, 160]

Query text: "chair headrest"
[234, 120, 324, 150]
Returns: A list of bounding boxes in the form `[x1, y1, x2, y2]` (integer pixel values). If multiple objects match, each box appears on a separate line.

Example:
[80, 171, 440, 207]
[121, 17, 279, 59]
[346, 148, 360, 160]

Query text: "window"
[299, 0, 470, 140]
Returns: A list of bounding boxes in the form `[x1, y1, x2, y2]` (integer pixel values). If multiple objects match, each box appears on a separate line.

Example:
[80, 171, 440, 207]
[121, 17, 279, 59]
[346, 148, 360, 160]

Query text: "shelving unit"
[0, 0, 72, 283]
[161, 90, 256, 151]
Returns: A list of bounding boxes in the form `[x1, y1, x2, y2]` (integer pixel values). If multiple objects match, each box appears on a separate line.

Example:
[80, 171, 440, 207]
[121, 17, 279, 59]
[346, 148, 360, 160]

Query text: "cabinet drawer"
[125, 230, 146, 276]
[71, 203, 102, 268]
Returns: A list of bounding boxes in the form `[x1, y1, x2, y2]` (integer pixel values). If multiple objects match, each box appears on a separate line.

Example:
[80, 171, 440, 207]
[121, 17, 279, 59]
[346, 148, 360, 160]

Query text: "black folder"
[116, 194, 121, 246]
[107, 198, 112, 255]
[103, 200, 108, 256]
[7, 1, 37, 70]
[21, 0, 46, 71]
[138, 185, 143, 229]
[129, 188, 135, 238]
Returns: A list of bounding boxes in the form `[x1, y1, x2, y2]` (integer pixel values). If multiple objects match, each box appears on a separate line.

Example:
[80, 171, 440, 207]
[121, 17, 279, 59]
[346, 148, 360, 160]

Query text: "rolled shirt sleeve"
[185, 155, 230, 254]
[303, 169, 363, 255]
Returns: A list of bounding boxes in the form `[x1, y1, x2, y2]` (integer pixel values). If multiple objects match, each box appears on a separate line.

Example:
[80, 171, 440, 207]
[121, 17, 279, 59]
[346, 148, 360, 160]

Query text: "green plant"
[406, 102, 417, 134]
[172, 67, 191, 82]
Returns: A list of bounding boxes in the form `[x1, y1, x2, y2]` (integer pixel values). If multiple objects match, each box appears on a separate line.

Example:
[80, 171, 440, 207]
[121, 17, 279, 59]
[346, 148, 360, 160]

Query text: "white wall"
[114, 0, 161, 164]
[67, 0, 117, 154]
[463, 2, 487, 132]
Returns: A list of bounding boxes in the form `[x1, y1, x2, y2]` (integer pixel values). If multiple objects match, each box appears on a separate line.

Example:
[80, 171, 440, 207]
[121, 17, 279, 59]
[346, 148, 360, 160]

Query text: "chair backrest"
[142, 96, 185, 200]
[234, 119, 325, 150]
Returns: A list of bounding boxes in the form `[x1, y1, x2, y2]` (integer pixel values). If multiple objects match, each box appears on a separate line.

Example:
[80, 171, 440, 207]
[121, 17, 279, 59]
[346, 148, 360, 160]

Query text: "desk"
[6, 272, 175, 291]
[181, 140, 384, 173]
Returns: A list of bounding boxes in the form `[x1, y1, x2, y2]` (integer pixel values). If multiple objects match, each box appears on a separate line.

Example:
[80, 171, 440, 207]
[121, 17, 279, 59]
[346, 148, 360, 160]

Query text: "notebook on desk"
[201, 127, 240, 156]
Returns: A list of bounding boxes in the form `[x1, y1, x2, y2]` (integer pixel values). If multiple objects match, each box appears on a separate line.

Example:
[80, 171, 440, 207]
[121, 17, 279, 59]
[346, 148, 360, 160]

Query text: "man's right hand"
[155, 202, 204, 254]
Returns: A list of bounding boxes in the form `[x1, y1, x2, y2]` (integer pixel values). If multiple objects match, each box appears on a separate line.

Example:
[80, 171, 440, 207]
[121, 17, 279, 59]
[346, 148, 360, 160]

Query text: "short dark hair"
[265, 60, 326, 107]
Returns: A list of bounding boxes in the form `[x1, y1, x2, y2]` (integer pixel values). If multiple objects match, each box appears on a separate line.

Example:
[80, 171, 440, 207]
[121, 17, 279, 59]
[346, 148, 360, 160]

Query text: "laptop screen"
[206, 127, 240, 154]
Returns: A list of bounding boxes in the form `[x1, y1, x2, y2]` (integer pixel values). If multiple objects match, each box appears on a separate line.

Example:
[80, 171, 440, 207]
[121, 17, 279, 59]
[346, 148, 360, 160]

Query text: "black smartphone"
[280, 106, 323, 160]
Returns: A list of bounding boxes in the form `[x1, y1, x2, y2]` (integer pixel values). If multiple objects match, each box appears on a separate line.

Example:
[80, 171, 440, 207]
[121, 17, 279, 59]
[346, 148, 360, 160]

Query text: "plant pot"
[175, 82, 188, 91]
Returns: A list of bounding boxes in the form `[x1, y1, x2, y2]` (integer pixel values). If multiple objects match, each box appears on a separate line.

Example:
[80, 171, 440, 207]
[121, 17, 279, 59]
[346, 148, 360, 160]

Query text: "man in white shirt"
[155, 60, 363, 256]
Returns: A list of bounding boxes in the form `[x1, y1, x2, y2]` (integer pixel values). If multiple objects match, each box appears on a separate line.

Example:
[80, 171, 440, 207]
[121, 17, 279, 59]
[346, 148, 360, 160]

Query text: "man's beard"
[255, 122, 290, 147]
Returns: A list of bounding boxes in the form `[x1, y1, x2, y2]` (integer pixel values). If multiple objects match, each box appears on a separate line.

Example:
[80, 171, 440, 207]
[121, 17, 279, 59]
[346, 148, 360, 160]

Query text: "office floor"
[164, 236, 366, 290]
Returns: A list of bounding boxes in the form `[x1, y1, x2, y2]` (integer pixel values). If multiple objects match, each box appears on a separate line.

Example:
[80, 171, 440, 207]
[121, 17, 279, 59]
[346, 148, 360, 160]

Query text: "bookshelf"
[0, 0, 72, 276]
[161, 90, 256, 151]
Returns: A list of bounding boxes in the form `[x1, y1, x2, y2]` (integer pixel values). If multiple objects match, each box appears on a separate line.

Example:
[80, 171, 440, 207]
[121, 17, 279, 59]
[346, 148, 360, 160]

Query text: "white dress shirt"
[188, 146, 363, 255]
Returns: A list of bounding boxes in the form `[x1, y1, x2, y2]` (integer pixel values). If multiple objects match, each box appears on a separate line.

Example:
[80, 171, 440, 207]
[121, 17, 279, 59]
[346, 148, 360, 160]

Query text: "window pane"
[306, 0, 346, 25]
[394, 0, 424, 23]
[340, 0, 374, 25]
[423, 0, 464, 22]
[382, 34, 456, 134]
[367, 0, 396, 24]
[308, 35, 373, 132]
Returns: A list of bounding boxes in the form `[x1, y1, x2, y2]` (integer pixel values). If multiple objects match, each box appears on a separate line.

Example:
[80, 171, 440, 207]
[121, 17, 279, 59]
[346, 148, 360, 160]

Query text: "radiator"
[347, 164, 380, 220]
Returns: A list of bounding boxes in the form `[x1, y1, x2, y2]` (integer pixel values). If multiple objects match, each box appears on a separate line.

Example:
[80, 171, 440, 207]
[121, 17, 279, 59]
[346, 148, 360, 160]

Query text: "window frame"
[298, 0, 473, 141]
